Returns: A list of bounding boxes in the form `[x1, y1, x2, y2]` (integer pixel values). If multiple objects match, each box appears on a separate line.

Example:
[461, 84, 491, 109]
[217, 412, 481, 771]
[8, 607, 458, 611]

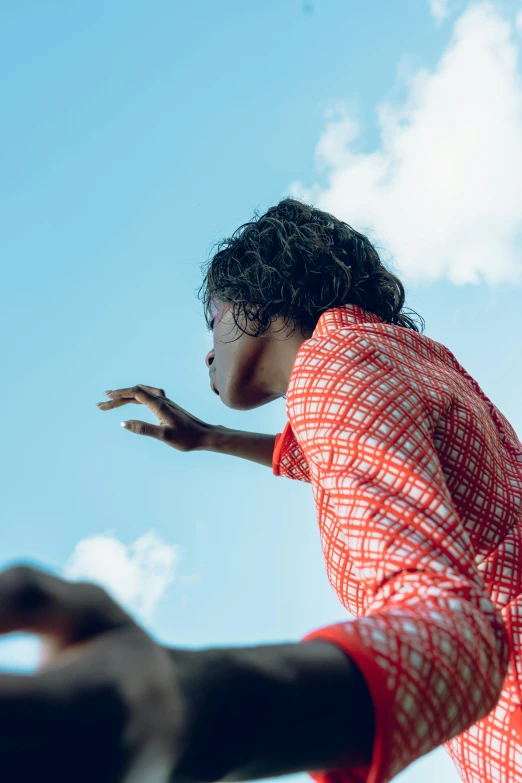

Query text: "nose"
[205, 349, 215, 369]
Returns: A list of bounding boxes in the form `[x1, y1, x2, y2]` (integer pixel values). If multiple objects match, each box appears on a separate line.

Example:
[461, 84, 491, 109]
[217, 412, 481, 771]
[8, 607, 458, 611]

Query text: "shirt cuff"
[272, 423, 292, 476]
[301, 625, 391, 783]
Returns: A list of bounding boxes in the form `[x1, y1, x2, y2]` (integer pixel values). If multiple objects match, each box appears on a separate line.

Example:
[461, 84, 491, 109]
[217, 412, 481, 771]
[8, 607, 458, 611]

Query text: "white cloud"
[430, 0, 451, 24]
[64, 530, 180, 623]
[290, 2, 522, 287]
[516, 9, 522, 32]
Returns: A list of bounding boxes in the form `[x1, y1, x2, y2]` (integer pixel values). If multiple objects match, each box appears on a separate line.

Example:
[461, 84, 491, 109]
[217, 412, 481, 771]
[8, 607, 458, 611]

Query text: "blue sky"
[1, 1, 522, 781]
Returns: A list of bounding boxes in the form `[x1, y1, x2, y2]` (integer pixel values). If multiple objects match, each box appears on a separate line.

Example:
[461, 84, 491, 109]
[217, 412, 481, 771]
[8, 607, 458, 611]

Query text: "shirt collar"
[312, 303, 384, 337]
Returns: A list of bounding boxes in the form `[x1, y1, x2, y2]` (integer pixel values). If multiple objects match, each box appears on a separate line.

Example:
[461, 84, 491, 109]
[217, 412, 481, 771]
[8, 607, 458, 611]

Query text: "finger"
[0, 740, 103, 783]
[121, 420, 166, 441]
[139, 384, 165, 397]
[0, 742, 123, 783]
[0, 665, 127, 781]
[132, 387, 170, 419]
[0, 671, 67, 751]
[0, 745, 122, 783]
[104, 387, 168, 419]
[0, 675, 63, 768]
[0, 565, 132, 641]
[96, 398, 141, 410]
[105, 385, 166, 400]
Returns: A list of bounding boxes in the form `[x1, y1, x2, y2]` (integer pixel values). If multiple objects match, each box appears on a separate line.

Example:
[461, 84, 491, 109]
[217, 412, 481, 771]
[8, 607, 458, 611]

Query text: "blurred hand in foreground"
[0, 564, 190, 783]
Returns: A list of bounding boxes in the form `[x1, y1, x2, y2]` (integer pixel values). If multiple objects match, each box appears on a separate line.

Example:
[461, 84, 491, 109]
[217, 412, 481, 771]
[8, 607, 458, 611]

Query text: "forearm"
[195, 425, 276, 469]
[169, 640, 375, 783]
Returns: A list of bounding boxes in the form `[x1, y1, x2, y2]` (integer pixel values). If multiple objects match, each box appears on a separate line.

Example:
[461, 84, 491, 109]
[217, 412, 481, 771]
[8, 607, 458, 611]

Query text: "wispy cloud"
[289, 2, 522, 287]
[64, 530, 180, 623]
[429, 0, 452, 24]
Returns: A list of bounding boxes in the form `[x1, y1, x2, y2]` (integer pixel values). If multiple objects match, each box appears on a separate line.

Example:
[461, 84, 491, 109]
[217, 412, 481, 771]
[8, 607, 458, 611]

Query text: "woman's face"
[205, 299, 284, 410]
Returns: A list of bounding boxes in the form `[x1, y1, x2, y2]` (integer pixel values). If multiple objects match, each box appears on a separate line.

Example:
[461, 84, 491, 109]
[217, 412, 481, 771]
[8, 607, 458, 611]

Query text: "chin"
[222, 391, 280, 411]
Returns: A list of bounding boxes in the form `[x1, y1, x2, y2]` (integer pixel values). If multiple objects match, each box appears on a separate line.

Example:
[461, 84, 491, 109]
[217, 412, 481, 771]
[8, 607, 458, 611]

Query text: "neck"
[270, 322, 314, 396]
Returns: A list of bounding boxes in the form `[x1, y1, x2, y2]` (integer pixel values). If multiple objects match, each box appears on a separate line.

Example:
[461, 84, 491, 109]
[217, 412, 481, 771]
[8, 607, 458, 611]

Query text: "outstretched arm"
[196, 425, 276, 469]
[97, 384, 277, 468]
[171, 640, 374, 783]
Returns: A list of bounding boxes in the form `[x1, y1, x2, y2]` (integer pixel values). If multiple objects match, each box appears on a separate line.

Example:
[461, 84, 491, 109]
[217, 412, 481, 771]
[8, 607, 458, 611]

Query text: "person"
[1, 199, 520, 783]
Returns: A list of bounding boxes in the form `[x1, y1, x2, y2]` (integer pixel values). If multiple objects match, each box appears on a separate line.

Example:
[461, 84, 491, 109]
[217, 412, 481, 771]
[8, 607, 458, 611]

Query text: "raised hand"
[97, 385, 211, 452]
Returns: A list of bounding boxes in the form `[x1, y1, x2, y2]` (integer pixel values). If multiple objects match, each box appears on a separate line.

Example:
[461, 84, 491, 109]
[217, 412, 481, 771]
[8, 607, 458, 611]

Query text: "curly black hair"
[196, 197, 424, 340]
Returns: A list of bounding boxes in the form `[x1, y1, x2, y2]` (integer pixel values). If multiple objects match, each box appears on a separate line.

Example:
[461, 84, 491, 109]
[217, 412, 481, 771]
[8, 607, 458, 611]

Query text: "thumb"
[0, 565, 132, 640]
[121, 420, 165, 440]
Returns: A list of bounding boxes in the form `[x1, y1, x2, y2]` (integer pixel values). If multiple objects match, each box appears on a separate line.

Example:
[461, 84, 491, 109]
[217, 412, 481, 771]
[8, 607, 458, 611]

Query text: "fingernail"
[120, 422, 127, 428]
[104, 390, 112, 395]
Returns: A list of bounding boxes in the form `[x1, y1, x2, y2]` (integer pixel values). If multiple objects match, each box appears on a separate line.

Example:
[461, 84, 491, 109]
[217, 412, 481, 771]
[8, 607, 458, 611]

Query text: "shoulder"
[286, 326, 450, 437]
[290, 328, 398, 389]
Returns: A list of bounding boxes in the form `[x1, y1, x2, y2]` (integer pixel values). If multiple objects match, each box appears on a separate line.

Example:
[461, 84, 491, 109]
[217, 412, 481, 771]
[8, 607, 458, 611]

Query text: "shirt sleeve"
[296, 335, 509, 783]
[273, 421, 311, 483]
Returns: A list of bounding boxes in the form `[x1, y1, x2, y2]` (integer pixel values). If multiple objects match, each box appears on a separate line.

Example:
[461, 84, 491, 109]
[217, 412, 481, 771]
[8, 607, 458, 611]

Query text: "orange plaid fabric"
[272, 304, 522, 783]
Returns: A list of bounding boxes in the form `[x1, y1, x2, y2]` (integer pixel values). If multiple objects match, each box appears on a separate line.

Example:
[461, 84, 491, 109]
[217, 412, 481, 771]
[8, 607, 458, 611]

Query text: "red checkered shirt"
[272, 303, 522, 783]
